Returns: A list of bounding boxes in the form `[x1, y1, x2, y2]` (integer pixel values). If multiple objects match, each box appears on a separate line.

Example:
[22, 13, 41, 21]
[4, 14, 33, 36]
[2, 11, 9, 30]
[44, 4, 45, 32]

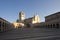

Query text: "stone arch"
[46, 24, 48, 28]
[56, 23, 59, 28]
[0, 21, 1, 31]
[49, 24, 51, 28]
[0, 21, 1, 27]
[48, 24, 49, 28]
[53, 24, 55, 28]
[26, 23, 30, 28]
[50, 24, 52, 28]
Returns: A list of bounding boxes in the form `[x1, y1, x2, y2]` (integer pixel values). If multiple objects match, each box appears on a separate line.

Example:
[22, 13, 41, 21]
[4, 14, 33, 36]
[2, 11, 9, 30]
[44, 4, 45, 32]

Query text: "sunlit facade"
[13, 22, 25, 28]
[13, 11, 40, 28]
[19, 11, 25, 23]
[32, 14, 40, 24]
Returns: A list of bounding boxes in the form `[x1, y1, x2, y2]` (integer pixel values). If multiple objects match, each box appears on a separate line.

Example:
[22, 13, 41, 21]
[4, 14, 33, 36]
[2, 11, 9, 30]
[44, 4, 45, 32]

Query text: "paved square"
[0, 28, 60, 40]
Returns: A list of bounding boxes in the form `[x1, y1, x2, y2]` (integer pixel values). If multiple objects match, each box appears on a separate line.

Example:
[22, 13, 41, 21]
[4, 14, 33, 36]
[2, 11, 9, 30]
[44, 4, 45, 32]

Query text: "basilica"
[0, 11, 60, 32]
[13, 11, 40, 28]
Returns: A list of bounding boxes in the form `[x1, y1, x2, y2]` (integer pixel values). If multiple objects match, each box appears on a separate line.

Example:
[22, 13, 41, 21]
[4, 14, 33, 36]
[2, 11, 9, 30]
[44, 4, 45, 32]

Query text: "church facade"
[13, 11, 40, 28]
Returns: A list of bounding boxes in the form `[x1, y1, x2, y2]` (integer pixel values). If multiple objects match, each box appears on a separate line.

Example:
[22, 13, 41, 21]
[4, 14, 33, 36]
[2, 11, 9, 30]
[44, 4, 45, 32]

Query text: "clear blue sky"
[0, 0, 60, 23]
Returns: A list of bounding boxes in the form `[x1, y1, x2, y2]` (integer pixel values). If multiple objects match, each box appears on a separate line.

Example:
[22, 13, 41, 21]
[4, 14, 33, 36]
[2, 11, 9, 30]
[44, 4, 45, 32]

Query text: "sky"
[0, 0, 60, 23]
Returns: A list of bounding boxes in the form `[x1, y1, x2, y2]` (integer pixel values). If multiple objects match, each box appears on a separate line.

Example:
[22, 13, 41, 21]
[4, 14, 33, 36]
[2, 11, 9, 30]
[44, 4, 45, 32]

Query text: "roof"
[45, 12, 60, 18]
[24, 17, 33, 21]
[0, 17, 11, 24]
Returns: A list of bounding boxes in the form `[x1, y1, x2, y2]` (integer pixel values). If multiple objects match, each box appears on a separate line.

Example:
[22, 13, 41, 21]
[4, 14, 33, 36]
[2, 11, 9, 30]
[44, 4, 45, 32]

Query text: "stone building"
[45, 12, 60, 28]
[39, 12, 60, 28]
[0, 17, 13, 32]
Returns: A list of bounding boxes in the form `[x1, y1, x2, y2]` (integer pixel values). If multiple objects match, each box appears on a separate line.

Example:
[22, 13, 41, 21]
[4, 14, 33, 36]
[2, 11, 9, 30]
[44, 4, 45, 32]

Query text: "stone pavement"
[0, 28, 60, 40]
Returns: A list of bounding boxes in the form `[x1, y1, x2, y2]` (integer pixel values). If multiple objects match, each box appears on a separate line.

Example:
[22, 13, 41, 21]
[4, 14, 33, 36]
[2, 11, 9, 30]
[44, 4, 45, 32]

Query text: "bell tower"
[19, 11, 25, 22]
[32, 13, 40, 23]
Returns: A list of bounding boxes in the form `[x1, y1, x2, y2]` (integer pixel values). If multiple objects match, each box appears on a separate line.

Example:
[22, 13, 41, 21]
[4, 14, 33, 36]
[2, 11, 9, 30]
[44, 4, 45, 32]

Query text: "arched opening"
[50, 24, 52, 28]
[19, 24, 21, 28]
[0, 21, 1, 31]
[53, 24, 55, 28]
[45, 25, 47, 28]
[48, 25, 49, 28]
[49, 25, 51, 28]
[56, 24, 59, 28]
[2, 22, 5, 31]
[26, 23, 30, 28]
